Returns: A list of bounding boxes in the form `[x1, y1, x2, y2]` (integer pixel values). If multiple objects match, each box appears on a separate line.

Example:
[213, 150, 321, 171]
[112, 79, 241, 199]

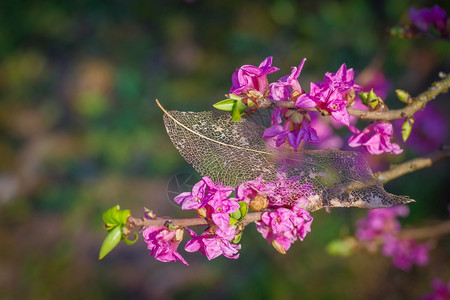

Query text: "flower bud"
[290, 111, 303, 124]
[197, 207, 207, 218]
[395, 89, 411, 103]
[174, 228, 184, 242]
[144, 207, 157, 219]
[271, 240, 287, 254]
[401, 117, 414, 142]
[249, 195, 269, 211]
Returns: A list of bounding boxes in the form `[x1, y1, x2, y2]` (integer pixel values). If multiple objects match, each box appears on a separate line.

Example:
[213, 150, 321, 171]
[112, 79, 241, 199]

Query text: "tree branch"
[376, 145, 450, 183]
[261, 73, 450, 121]
[399, 220, 450, 240]
[347, 73, 450, 120]
[127, 212, 264, 231]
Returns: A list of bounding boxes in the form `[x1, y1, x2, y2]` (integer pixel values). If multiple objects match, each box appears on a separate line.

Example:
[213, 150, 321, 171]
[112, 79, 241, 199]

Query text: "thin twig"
[127, 212, 264, 231]
[399, 220, 450, 240]
[376, 146, 450, 183]
[345, 74, 450, 120]
[261, 73, 450, 121]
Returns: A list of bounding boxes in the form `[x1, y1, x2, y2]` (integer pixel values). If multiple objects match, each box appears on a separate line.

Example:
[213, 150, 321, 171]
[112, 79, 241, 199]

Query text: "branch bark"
[265, 73, 450, 121]
[399, 220, 450, 240]
[376, 146, 450, 183]
[127, 211, 264, 231]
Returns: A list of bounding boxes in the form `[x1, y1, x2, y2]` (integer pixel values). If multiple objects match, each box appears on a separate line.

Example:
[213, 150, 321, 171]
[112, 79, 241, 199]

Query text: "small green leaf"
[213, 99, 237, 112]
[99, 225, 122, 260]
[230, 209, 242, 220]
[229, 217, 239, 225]
[116, 209, 131, 225]
[395, 89, 411, 103]
[232, 231, 242, 244]
[102, 205, 130, 231]
[238, 201, 248, 219]
[401, 118, 414, 142]
[123, 232, 138, 245]
[358, 92, 369, 105]
[236, 99, 248, 114]
[231, 102, 242, 122]
[102, 205, 121, 229]
[228, 93, 242, 101]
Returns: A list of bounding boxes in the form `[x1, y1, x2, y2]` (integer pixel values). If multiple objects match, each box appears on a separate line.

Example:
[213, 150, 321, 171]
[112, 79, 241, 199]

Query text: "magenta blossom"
[174, 176, 234, 211]
[230, 56, 279, 95]
[296, 63, 361, 126]
[256, 206, 313, 253]
[382, 236, 429, 271]
[356, 205, 409, 241]
[142, 226, 188, 265]
[324, 63, 362, 93]
[298, 83, 350, 126]
[263, 111, 319, 151]
[269, 58, 306, 101]
[409, 5, 448, 33]
[208, 196, 240, 230]
[185, 227, 241, 260]
[423, 278, 450, 300]
[236, 174, 266, 204]
[348, 121, 403, 155]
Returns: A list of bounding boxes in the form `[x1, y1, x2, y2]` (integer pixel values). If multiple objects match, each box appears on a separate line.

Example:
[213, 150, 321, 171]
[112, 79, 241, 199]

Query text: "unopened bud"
[291, 90, 302, 101]
[144, 207, 157, 219]
[395, 89, 411, 103]
[401, 117, 414, 142]
[197, 207, 207, 218]
[271, 240, 287, 254]
[249, 195, 269, 211]
[174, 228, 184, 242]
[291, 111, 303, 124]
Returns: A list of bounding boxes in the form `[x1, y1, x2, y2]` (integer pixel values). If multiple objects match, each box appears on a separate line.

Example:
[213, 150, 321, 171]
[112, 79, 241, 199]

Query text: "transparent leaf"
[157, 102, 412, 211]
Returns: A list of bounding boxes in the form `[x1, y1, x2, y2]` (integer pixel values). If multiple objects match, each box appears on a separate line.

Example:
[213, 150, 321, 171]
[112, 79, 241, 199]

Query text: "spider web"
[159, 104, 412, 211]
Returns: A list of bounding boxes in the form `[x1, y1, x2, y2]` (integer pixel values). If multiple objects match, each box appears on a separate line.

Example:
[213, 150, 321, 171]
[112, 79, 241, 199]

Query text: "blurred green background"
[0, 0, 449, 299]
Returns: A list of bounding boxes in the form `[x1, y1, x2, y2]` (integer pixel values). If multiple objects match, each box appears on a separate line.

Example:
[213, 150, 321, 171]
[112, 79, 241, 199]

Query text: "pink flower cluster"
[409, 5, 448, 36]
[256, 205, 313, 254]
[356, 205, 429, 271]
[423, 278, 450, 300]
[348, 121, 402, 155]
[229, 57, 402, 155]
[143, 174, 314, 265]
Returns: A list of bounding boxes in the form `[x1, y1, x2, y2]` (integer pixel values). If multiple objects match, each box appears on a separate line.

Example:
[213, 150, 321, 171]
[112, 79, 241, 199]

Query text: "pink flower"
[382, 236, 429, 271]
[185, 227, 241, 260]
[174, 176, 234, 210]
[142, 226, 188, 265]
[263, 112, 319, 151]
[236, 174, 266, 204]
[269, 58, 306, 101]
[348, 121, 403, 155]
[324, 63, 362, 93]
[298, 83, 350, 126]
[256, 206, 313, 253]
[409, 5, 448, 33]
[356, 205, 409, 241]
[208, 197, 240, 230]
[423, 278, 450, 300]
[230, 56, 279, 95]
